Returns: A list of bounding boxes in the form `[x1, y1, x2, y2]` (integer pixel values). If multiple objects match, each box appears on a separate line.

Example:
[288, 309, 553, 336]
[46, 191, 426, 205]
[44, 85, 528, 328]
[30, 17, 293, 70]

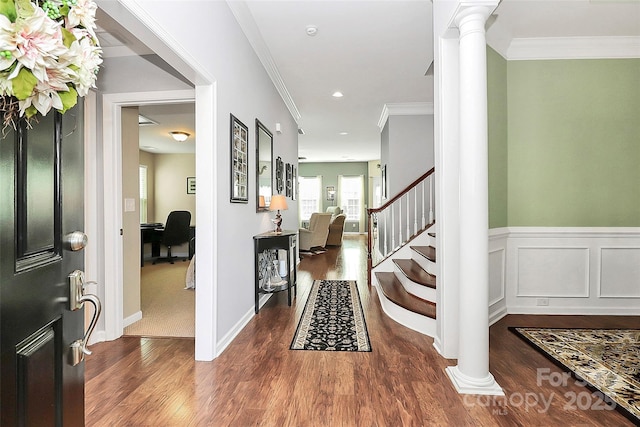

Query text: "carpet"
[512, 327, 640, 422]
[123, 262, 195, 338]
[291, 279, 371, 352]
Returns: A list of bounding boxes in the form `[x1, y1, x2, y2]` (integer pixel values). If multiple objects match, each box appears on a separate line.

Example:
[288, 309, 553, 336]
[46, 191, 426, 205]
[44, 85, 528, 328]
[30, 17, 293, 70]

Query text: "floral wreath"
[0, 0, 102, 130]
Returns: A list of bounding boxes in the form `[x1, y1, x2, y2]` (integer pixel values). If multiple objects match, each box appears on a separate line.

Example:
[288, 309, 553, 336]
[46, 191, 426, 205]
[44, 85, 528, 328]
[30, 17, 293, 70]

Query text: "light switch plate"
[124, 198, 135, 212]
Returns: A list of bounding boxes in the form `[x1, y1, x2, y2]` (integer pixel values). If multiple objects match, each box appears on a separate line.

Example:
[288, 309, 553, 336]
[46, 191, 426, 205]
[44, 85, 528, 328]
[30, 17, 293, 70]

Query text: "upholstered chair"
[326, 213, 346, 246]
[299, 213, 332, 251]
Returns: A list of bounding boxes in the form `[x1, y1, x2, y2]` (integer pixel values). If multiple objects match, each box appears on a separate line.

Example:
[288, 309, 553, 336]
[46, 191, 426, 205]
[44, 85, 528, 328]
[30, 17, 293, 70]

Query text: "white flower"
[0, 14, 17, 71]
[66, 0, 97, 37]
[13, 6, 66, 83]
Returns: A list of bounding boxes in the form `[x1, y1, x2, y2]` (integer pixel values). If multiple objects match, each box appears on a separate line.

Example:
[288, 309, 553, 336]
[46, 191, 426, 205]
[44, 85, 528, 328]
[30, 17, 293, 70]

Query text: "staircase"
[372, 227, 437, 336]
[367, 169, 437, 337]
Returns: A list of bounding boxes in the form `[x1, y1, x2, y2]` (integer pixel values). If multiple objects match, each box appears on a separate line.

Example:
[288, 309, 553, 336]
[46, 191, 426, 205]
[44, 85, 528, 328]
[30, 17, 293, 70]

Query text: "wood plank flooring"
[85, 235, 637, 426]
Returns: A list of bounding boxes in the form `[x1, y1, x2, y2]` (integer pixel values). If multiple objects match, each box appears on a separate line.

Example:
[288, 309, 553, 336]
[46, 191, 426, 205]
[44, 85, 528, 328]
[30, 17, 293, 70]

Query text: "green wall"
[487, 47, 508, 228]
[487, 50, 640, 227]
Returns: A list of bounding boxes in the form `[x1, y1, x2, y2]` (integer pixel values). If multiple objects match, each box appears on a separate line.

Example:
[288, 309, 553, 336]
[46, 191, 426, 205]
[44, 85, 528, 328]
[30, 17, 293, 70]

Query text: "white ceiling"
[96, 0, 640, 161]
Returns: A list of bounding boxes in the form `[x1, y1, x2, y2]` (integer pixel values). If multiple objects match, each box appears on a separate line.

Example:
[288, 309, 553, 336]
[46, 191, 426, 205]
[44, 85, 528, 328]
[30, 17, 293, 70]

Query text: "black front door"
[1, 105, 87, 425]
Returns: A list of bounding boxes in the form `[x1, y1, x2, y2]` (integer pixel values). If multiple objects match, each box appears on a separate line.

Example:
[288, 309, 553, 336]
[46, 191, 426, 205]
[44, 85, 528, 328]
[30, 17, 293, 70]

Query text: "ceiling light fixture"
[332, 91, 343, 98]
[306, 25, 318, 36]
[169, 131, 190, 142]
[339, 132, 349, 135]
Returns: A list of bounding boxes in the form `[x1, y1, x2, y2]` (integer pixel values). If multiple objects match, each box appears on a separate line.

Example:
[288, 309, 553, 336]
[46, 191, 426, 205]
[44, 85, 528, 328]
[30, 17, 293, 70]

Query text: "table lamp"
[269, 194, 288, 233]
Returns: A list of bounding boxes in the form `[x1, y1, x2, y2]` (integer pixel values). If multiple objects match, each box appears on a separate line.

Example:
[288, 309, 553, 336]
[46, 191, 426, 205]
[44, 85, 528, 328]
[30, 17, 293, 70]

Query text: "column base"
[446, 365, 504, 396]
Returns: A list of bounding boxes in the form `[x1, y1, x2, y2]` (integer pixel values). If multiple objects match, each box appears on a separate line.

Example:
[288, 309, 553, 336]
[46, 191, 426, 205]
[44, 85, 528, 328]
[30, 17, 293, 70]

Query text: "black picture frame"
[275, 156, 284, 194]
[381, 164, 387, 199]
[187, 177, 196, 194]
[292, 166, 297, 201]
[285, 163, 292, 198]
[230, 114, 249, 203]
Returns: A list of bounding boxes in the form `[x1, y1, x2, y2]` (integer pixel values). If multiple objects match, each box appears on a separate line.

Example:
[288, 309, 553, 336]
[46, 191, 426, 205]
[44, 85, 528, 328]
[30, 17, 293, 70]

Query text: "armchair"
[299, 213, 332, 251]
[326, 213, 346, 246]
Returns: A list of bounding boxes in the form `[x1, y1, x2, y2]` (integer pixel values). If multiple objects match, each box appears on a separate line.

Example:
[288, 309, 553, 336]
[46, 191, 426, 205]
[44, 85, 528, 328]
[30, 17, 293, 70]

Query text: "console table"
[253, 230, 297, 313]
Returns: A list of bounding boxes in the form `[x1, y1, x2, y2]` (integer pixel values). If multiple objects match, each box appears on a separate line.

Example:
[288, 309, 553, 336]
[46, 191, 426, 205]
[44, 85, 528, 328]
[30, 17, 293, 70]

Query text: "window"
[339, 175, 364, 227]
[298, 176, 321, 221]
[139, 165, 148, 223]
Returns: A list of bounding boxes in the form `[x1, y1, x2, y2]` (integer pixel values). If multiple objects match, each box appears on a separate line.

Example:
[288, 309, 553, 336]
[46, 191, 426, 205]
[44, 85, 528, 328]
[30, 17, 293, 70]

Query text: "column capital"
[452, 1, 499, 31]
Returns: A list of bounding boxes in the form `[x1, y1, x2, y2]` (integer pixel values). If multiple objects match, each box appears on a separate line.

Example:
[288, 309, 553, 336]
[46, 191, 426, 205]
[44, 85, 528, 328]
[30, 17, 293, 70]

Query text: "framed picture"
[275, 156, 284, 194]
[285, 163, 292, 198]
[292, 166, 297, 201]
[230, 114, 249, 203]
[326, 186, 335, 201]
[187, 177, 196, 194]
[381, 165, 387, 199]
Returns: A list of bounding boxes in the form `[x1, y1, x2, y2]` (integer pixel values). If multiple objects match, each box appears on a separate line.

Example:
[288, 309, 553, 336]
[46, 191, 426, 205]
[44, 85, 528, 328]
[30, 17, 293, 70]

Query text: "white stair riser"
[412, 250, 436, 275]
[373, 280, 436, 337]
[394, 267, 436, 303]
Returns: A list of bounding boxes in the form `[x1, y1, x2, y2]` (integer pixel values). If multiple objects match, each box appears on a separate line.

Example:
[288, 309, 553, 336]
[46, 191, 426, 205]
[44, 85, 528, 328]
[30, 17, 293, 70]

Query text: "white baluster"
[383, 209, 388, 256]
[414, 186, 418, 235]
[391, 203, 395, 250]
[406, 193, 410, 239]
[398, 198, 402, 244]
[428, 176, 435, 224]
[421, 180, 426, 229]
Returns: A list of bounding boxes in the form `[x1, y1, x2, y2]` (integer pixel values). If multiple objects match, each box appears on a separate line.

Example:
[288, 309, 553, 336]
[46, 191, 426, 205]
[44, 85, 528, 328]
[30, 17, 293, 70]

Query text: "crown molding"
[377, 102, 434, 131]
[227, 1, 301, 123]
[502, 36, 640, 61]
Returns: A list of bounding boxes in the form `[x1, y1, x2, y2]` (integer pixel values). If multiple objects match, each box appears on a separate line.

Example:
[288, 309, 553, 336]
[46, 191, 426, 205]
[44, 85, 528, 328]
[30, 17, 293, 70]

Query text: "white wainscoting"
[500, 227, 640, 315]
[489, 230, 508, 324]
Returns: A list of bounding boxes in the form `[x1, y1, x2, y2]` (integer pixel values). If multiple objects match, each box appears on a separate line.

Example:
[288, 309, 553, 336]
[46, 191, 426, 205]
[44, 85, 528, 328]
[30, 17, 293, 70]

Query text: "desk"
[141, 224, 196, 266]
[253, 230, 297, 313]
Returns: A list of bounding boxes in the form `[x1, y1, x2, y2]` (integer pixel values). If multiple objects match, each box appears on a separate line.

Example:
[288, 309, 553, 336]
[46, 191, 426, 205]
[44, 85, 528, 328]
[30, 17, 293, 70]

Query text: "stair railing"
[367, 168, 435, 284]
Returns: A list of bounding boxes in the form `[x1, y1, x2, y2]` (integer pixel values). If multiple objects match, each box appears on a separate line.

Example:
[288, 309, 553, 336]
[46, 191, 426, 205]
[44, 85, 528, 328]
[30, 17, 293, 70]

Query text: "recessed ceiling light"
[332, 91, 343, 98]
[306, 25, 318, 36]
[339, 132, 349, 135]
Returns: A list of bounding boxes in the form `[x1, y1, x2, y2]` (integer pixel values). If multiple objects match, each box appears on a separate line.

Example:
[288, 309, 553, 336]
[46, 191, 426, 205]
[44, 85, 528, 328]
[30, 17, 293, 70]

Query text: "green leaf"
[24, 105, 37, 118]
[0, 0, 17, 22]
[12, 68, 37, 100]
[58, 86, 77, 113]
[61, 27, 76, 49]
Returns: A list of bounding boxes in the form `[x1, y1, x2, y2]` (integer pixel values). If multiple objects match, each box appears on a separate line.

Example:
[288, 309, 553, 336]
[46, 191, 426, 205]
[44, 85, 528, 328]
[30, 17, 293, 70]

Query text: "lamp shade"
[269, 194, 288, 211]
[259, 195, 266, 207]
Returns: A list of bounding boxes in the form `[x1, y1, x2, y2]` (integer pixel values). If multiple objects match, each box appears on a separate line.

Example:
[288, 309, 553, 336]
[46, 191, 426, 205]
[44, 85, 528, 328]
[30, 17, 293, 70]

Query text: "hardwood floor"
[85, 235, 637, 426]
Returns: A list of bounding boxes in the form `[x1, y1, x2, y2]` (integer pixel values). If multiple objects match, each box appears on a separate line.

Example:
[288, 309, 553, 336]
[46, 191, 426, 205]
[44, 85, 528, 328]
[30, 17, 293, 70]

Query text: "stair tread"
[393, 259, 436, 289]
[411, 245, 436, 263]
[375, 272, 436, 319]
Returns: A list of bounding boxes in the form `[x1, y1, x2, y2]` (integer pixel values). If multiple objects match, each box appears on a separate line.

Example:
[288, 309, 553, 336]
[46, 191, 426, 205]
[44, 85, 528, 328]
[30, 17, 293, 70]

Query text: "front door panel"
[1, 105, 86, 426]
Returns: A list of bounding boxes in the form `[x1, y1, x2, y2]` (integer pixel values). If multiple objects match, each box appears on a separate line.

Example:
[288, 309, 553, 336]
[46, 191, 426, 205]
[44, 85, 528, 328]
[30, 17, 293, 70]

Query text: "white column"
[445, 4, 503, 396]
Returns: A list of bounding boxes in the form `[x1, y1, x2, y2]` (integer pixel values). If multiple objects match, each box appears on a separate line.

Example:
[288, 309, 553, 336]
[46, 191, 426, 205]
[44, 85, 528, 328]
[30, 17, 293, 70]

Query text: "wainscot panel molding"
[489, 229, 508, 325]
[503, 227, 640, 315]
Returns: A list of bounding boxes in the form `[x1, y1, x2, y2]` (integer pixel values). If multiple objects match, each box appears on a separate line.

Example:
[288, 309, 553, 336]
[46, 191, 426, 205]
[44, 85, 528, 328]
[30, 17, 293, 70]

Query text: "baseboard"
[507, 306, 640, 316]
[489, 305, 508, 326]
[216, 294, 272, 357]
[87, 330, 106, 346]
[123, 311, 142, 328]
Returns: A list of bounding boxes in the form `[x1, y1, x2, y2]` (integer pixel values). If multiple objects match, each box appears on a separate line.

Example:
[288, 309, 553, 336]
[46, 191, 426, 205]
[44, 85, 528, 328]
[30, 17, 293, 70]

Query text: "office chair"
[153, 210, 192, 264]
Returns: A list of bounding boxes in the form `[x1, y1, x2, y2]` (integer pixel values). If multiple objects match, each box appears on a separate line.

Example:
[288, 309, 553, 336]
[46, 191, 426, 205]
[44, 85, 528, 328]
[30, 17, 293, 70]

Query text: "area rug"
[512, 327, 640, 422]
[291, 280, 371, 352]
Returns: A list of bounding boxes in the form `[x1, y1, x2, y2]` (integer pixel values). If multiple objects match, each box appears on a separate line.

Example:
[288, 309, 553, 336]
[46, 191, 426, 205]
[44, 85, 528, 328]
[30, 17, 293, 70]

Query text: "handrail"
[367, 168, 435, 285]
[368, 167, 434, 214]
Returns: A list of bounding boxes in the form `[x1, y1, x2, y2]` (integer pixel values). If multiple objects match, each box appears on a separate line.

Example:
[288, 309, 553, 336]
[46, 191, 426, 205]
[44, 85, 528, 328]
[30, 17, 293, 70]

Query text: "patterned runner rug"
[291, 280, 371, 351]
[512, 327, 640, 422]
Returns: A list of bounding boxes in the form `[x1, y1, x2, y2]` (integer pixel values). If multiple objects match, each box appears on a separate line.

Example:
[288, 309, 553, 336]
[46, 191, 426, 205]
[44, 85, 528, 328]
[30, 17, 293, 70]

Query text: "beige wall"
[139, 150, 156, 223]
[121, 107, 140, 320]
[153, 153, 196, 225]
